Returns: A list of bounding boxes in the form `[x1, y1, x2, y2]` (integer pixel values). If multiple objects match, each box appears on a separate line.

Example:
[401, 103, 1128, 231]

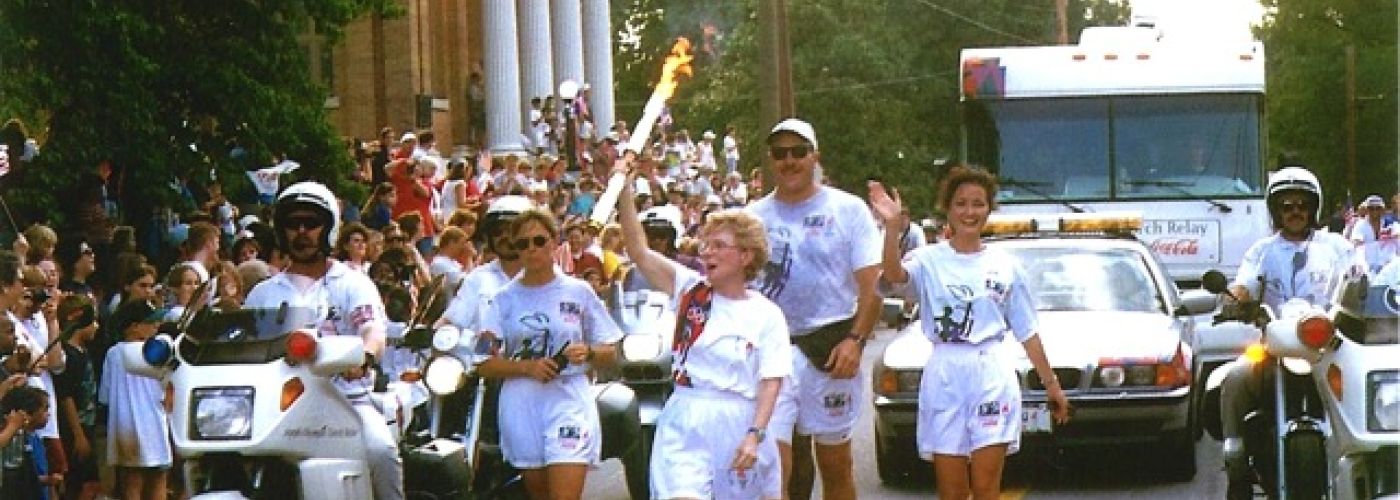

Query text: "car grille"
[1026, 368, 1083, 390]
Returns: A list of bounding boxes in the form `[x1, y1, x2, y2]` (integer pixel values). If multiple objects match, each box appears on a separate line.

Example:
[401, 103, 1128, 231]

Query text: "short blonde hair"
[701, 209, 769, 281]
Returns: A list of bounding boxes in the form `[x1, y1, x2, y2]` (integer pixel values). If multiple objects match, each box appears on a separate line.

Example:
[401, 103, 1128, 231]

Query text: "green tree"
[1256, 0, 1397, 202]
[0, 0, 392, 236]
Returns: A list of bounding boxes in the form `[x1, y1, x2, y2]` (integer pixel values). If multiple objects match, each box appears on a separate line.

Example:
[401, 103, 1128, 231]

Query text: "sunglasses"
[282, 217, 325, 231]
[512, 235, 551, 250]
[1279, 201, 1310, 213]
[769, 144, 812, 160]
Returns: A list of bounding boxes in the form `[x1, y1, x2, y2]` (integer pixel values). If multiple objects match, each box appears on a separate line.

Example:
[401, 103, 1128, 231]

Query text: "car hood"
[1029, 311, 1184, 365]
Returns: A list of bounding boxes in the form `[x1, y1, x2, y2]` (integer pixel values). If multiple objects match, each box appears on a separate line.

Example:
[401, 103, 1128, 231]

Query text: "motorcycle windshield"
[178, 306, 324, 364]
[1334, 285, 1399, 345]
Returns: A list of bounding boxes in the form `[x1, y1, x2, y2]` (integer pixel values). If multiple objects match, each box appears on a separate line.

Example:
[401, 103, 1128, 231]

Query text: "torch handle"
[589, 171, 630, 225]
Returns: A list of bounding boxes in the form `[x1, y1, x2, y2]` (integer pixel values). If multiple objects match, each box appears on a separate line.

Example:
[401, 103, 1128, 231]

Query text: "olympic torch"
[591, 38, 693, 225]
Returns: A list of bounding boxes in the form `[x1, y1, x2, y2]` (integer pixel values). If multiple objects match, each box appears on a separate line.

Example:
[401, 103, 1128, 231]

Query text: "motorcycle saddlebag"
[404, 438, 471, 499]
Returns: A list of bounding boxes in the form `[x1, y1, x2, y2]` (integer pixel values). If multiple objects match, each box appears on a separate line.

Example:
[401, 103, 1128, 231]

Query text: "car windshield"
[1005, 246, 1166, 313]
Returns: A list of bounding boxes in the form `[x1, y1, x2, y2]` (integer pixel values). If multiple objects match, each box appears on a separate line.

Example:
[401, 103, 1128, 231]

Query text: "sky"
[1131, 0, 1267, 40]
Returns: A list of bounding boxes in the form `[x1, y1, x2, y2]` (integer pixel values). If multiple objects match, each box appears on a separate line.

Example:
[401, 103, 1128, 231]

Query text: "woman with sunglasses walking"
[477, 208, 622, 500]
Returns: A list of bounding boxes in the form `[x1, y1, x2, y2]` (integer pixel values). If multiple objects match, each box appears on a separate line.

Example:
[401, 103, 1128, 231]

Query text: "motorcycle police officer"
[1218, 166, 1355, 499]
[243, 182, 403, 500]
[441, 195, 534, 332]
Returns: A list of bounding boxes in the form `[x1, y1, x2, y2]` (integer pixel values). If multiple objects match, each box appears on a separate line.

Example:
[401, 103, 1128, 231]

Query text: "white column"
[483, 0, 525, 154]
[582, 0, 615, 134]
[516, 0, 553, 127]
[550, 0, 586, 91]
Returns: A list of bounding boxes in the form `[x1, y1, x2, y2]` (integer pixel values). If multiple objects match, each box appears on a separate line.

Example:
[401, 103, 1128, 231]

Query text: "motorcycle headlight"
[1368, 371, 1400, 432]
[432, 325, 462, 352]
[192, 387, 254, 440]
[621, 334, 664, 362]
[424, 356, 467, 396]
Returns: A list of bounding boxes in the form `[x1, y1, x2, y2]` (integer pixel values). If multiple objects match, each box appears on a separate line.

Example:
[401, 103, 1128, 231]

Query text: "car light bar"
[983, 212, 1143, 236]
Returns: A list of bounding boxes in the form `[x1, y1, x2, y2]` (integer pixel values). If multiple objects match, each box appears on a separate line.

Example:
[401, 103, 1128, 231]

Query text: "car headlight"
[192, 387, 254, 440]
[1099, 366, 1125, 387]
[424, 356, 467, 396]
[621, 334, 664, 362]
[1126, 365, 1156, 386]
[1368, 371, 1400, 432]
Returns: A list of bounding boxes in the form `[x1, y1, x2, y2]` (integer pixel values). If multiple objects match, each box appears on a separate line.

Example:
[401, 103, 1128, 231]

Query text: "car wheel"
[1283, 429, 1327, 500]
[1159, 429, 1197, 482]
[624, 424, 655, 500]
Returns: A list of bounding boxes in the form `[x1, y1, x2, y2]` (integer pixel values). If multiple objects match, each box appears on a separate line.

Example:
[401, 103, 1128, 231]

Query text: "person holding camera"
[476, 207, 621, 500]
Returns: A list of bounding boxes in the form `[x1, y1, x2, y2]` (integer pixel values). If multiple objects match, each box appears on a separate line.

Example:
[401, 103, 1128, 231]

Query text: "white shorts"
[768, 348, 862, 445]
[917, 342, 1021, 459]
[497, 376, 601, 469]
[651, 387, 782, 499]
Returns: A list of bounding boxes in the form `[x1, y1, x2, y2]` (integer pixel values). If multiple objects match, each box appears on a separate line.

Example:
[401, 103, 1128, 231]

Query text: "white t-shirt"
[429, 254, 464, 278]
[696, 140, 717, 170]
[1348, 218, 1399, 274]
[884, 242, 1037, 345]
[746, 186, 882, 334]
[1233, 231, 1356, 310]
[443, 260, 516, 331]
[669, 263, 792, 399]
[481, 274, 623, 379]
[244, 260, 387, 400]
[99, 341, 172, 467]
[723, 136, 739, 161]
[12, 312, 59, 439]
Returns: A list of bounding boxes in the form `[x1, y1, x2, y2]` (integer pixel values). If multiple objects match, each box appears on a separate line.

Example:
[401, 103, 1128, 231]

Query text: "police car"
[870, 213, 1219, 484]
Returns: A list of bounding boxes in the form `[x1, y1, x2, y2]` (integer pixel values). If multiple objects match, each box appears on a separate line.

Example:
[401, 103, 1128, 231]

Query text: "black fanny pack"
[791, 317, 854, 372]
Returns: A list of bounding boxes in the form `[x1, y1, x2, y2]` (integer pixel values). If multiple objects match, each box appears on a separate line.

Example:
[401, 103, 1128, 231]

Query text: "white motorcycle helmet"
[641, 205, 685, 250]
[274, 181, 341, 255]
[483, 195, 535, 254]
[1265, 166, 1323, 229]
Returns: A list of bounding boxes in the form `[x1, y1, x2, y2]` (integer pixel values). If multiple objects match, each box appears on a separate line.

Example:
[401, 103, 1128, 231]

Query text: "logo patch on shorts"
[557, 425, 583, 450]
[977, 401, 1002, 417]
[823, 392, 850, 416]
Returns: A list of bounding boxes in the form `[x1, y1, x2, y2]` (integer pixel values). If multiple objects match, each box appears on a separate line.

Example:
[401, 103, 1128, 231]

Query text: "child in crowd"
[97, 300, 171, 500]
[0, 385, 59, 500]
[53, 295, 99, 500]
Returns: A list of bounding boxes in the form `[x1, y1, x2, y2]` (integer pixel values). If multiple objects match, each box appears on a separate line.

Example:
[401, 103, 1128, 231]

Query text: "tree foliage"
[0, 0, 393, 233]
[1255, 0, 1397, 201]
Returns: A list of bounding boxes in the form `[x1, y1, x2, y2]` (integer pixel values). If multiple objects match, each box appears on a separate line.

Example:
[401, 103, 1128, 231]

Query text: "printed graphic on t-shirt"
[1261, 248, 1329, 306]
[757, 226, 794, 299]
[933, 285, 977, 342]
[559, 302, 582, 324]
[513, 312, 555, 360]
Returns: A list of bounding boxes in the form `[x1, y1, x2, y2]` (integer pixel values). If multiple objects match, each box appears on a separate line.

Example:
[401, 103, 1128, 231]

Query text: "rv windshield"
[965, 94, 1263, 202]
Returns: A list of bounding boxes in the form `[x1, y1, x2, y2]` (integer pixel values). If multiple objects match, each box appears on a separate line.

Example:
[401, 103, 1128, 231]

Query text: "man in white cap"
[1349, 194, 1397, 274]
[746, 118, 880, 500]
[697, 129, 718, 172]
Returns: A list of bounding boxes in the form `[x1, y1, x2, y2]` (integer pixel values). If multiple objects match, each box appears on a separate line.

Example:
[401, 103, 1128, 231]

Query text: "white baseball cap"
[767, 118, 818, 150]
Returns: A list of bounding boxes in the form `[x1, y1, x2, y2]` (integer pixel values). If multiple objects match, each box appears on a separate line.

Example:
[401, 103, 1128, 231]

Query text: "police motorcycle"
[1284, 272, 1397, 499]
[1201, 270, 1333, 499]
[595, 205, 685, 498]
[120, 300, 471, 499]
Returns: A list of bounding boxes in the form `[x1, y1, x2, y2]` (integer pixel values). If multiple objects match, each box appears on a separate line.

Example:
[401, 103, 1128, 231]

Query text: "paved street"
[584, 324, 1227, 499]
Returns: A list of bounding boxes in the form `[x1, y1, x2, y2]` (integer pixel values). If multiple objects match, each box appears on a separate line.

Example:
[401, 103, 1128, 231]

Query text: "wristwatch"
[846, 333, 867, 348]
[746, 426, 766, 442]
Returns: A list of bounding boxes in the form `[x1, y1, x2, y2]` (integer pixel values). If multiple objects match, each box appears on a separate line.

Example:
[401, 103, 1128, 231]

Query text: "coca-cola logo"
[1148, 238, 1200, 255]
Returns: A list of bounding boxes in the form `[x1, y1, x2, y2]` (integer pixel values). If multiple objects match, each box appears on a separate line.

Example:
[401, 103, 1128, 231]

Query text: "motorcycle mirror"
[1201, 270, 1229, 295]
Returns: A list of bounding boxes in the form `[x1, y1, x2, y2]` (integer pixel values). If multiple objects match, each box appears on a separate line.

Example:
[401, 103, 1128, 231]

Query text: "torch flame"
[654, 37, 694, 102]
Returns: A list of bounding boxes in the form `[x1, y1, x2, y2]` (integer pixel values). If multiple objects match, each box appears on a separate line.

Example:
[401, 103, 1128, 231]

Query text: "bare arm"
[1021, 333, 1071, 423]
[751, 377, 781, 430]
[615, 157, 677, 295]
[868, 181, 909, 284]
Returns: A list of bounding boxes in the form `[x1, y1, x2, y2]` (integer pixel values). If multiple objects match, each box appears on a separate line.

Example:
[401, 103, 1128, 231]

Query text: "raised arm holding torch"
[591, 38, 693, 225]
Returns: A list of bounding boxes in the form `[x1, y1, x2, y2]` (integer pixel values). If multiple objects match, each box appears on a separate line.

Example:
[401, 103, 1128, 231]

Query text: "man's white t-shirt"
[884, 243, 1037, 346]
[746, 186, 882, 334]
[244, 260, 387, 400]
[1348, 218, 1399, 274]
[723, 136, 739, 161]
[669, 262, 792, 399]
[443, 260, 516, 331]
[429, 254, 464, 278]
[1233, 231, 1355, 310]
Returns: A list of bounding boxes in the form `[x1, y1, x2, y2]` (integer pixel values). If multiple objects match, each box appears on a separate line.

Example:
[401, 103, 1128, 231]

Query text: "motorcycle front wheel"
[1283, 429, 1327, 500]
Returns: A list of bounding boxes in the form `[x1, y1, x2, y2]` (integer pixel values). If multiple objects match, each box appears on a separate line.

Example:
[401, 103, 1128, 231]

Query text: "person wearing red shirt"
[389, 157, 436, 244]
